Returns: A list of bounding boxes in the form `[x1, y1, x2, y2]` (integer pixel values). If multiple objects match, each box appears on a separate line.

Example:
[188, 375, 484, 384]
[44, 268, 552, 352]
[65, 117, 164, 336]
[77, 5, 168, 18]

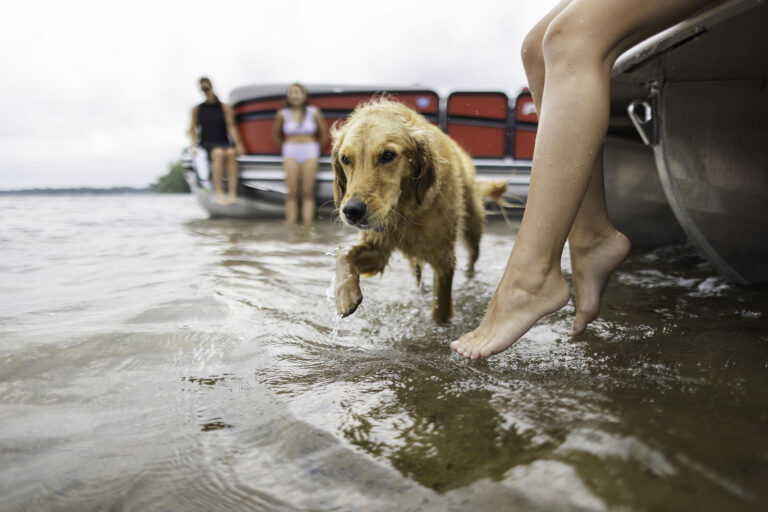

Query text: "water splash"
[326, 270, 345, 343]
[326, 273, 336, 302]
[330, 313, 344, 343]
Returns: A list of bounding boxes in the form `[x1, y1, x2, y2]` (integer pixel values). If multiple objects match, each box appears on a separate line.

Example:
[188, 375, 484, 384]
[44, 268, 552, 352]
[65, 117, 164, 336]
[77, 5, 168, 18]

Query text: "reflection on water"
[1, 194, 767, 511]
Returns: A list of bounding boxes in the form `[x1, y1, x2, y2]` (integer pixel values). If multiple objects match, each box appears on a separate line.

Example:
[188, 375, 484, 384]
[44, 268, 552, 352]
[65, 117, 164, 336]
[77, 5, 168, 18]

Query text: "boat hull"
[608, 0, 768, 283]
[655, 80, 768, 284]
[604, 137, 685, 249]
[183, 157, 531, 220]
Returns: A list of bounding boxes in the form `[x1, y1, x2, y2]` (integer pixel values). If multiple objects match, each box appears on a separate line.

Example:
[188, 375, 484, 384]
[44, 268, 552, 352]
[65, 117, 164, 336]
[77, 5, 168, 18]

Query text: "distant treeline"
[0, 187, 153, 196]
[153, 160, 190, 194]
[1, 160, 192, 195]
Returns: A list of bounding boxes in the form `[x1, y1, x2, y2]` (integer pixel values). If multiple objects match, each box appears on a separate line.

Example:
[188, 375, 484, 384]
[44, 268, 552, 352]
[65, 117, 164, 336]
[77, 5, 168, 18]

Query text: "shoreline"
[0, 187, 169, 196]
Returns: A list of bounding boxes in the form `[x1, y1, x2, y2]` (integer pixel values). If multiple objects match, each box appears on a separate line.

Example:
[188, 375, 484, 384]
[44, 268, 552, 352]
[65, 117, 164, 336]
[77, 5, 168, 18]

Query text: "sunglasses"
[201, 86, 211, 92]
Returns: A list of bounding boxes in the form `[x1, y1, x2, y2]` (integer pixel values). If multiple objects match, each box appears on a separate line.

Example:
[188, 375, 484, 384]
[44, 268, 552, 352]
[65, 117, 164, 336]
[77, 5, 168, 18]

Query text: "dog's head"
[331, 98, 437, 231]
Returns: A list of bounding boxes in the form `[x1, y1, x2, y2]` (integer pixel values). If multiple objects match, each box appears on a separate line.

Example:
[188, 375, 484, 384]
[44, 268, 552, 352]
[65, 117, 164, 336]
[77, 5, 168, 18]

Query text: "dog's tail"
[476, 179, 508, 203]
[476, 179, 524, 208]
[475, 178, 524, 227]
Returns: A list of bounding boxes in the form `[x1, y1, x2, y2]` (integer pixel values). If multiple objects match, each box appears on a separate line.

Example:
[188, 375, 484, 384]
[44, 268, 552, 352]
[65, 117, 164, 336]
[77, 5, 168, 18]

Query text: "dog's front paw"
[335, 247, 364, 317]
[335, 275, 363, 317]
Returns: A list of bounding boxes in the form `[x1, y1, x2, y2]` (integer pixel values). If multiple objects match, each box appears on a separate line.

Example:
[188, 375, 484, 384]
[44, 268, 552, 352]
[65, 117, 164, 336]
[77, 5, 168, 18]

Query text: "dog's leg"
[463, 218, 483, 278]
[463, 184, 485, 278]
[432, 267, 455, 323]
[335, 248, 363, 317]
[408, 257, 423, 288]
[335, 243, 390, 317]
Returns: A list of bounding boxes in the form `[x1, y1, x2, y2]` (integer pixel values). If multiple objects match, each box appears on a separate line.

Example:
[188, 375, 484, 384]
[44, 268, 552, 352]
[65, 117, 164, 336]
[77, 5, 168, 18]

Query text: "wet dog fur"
[332, 98, 506, 323]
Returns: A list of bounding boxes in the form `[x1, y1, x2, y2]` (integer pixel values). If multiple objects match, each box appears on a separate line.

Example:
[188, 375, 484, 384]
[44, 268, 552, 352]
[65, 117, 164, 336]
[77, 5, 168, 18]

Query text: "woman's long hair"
[285, 82, 310, 123]
[199, 76, 221, 104]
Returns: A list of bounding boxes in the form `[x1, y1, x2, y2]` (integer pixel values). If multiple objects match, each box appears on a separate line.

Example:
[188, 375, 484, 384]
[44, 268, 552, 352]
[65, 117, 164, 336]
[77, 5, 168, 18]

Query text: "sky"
[0, 0, 557, 190]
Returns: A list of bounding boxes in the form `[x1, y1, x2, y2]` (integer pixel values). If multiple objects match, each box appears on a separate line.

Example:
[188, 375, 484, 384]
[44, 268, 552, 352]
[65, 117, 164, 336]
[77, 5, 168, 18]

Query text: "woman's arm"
[315, 107, 328, 149]
[189, 106, 199, 147]
[223, 103, 246, 155]
[271, 110, 284, 148]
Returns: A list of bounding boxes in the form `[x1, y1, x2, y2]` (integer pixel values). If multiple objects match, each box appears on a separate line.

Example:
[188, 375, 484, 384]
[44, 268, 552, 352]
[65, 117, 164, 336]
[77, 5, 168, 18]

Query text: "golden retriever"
[331, 98, 506, 323]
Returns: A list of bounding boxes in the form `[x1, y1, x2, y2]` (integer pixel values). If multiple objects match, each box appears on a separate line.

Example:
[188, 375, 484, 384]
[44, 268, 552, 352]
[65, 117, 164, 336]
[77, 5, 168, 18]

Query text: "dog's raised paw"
[335, 279, 363, 317]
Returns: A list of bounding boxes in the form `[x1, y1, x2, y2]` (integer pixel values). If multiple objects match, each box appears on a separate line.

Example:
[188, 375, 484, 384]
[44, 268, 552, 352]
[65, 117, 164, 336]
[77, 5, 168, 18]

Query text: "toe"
[451, 331, 475, 352]
[569, 314, 588, 336]
[570, 305, 599, 336]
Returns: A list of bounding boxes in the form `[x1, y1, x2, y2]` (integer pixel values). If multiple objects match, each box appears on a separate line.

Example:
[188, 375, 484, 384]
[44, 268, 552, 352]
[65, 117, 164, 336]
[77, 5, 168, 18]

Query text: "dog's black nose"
[342, 199, 367, 223]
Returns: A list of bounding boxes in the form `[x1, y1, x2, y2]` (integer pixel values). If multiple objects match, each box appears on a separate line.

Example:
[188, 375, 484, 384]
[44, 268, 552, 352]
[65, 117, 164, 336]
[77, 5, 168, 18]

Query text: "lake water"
[1, 193, 767, 511]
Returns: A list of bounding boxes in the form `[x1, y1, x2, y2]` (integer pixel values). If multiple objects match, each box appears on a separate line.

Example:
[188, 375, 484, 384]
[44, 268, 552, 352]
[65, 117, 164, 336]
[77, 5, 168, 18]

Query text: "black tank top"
[197, 102, 230, 145]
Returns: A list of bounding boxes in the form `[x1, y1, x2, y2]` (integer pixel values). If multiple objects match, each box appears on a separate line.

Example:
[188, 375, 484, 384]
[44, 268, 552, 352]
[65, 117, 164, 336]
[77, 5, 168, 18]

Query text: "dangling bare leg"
[300, 158, 318, 227]
[210, 148, 227, 205]
[283, 158, 300, 225]
[520, 0, 630, 337]
[451, 0, 723, 359]
[567, 152, 631, 335]
[224, 147, 238, 205]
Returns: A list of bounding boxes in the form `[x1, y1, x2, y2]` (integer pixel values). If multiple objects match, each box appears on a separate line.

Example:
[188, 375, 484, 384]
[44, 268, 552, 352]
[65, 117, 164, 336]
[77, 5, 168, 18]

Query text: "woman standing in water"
[451, 0, 726, 359]
[190, 77, 246, 205]
[272, 83, 329, 227]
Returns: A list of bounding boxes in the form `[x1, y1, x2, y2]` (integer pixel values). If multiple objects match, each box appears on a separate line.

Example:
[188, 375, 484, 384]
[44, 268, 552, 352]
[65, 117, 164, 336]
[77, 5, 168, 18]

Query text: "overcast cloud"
[0, 0, 556, 190]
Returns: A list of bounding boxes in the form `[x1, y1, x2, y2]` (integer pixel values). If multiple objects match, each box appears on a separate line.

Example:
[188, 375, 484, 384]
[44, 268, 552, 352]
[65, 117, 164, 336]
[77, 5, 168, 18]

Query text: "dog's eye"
[341, 155, 350, 165]
[381, 150, 396, 163]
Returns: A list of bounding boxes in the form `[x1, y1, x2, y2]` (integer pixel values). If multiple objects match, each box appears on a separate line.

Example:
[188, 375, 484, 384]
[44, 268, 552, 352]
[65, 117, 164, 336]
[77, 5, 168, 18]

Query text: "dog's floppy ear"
[413, 132, 436, 205]
[330, 132, 347, 209]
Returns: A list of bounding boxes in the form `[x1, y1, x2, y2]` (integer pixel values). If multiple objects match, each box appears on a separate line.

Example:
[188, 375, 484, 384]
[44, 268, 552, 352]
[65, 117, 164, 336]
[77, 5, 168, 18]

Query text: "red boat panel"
[312, 91, 439, 114]
[446, 92, 509, 158]
[514, 126, 537, 160]
[238, 117, 337, 155]
[234, 88, 535, 159]
[447, 93, 508, 120]
[386, 92, 440, 114]
[515, 91, 538, 123]
[235, 98, 285, 115]
[236, 91, 439, 116]
[513, 89, 538, 159]
[447, 124, 506, 158]
[238, 120, 280, 155]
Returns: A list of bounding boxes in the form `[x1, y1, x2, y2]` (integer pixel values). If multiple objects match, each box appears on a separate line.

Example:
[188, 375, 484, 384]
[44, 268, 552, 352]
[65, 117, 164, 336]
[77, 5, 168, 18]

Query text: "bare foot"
[215, 193, 227, 205]
[226, 195, 238, 205]
[568, 230, 630, 336]
[451, 266, 571, 359]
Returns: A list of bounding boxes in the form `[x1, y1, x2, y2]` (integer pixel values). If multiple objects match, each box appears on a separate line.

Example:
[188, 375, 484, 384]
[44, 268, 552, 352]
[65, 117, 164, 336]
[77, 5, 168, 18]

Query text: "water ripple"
[1, 196, 767, 510]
